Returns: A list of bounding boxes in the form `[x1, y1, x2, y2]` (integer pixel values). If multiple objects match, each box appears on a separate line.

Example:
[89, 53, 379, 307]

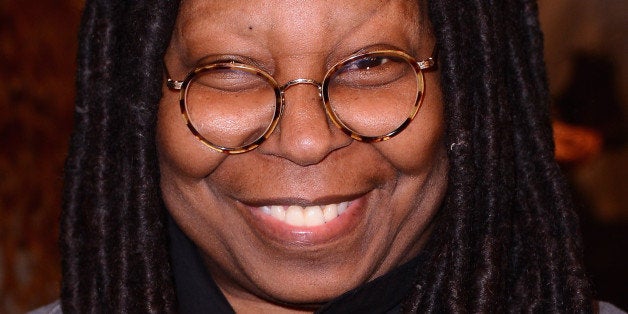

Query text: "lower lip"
[246, 196, 367, 246]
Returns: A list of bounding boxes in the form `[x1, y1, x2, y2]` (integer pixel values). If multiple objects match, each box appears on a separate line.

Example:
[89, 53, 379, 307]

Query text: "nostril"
[274, 127, 351, 166]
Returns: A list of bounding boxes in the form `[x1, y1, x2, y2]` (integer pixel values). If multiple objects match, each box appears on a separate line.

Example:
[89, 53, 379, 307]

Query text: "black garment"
[169, 218, 424, 313]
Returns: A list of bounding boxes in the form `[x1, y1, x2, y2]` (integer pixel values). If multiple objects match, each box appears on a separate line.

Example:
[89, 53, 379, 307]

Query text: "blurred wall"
[539, 0, 628, 310]
[540, 0, 628, 219]
[540, 0, 628, 109]
[0, 1, 82, 312]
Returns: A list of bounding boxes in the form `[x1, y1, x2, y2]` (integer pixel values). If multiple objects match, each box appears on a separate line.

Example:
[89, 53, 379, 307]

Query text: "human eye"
[192, 63, 268, 93]
[333, 54, 411, 88]
[345, 56, 391, 71]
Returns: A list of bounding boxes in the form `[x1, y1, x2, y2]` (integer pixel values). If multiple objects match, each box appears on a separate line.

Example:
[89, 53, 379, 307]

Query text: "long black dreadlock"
[61, 0, 592, 312]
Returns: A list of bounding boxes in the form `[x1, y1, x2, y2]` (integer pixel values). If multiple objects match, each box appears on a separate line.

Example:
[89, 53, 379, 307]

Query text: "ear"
[553, 120, 603, 163]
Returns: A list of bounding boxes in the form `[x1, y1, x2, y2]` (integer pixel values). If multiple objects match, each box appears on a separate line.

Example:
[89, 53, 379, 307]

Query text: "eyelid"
[328, 43, 415, 67]
[195, 55, 272, 73]
[348, 44, 410, 57]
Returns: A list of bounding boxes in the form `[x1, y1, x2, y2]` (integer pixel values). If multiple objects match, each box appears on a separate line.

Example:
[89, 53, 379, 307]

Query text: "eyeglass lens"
[185, 65, 278, 149]
[327, 53, 420, 137]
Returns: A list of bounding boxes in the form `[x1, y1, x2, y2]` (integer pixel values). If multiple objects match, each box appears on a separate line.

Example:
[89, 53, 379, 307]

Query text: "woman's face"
[158, 0, 447, 310]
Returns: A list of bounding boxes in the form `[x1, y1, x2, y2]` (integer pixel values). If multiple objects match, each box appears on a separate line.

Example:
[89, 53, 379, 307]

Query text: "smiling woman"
[39, 0, 602, 313]
[157, 1, 447, 310]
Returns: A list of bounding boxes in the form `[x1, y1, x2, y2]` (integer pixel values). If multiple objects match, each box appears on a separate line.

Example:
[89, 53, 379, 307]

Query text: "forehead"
[173, 0, 429, 61]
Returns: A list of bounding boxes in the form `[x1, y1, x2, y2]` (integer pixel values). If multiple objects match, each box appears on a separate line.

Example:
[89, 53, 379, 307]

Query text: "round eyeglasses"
[165, 48, 436, 154]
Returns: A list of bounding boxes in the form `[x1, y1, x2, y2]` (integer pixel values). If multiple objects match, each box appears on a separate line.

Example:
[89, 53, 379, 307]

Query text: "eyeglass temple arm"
[167, 79, 183, 90]
[417, 44, 438, 70]
[164, 63, 183, 90]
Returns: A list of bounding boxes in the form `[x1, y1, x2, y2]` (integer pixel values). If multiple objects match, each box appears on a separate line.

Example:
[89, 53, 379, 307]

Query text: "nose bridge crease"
[274, 78, 344, 165]
[279, 78, 327, 124]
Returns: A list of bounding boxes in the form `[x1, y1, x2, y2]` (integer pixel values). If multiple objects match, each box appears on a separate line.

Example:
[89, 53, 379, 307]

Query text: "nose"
[257, 79, 351, 166]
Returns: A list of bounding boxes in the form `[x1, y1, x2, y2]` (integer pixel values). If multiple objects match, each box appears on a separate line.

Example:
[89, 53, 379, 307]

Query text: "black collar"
[169, 218, 423, 314]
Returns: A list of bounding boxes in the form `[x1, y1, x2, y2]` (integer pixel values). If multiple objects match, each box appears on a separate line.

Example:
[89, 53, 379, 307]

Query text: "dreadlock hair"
[403, 0, 592, 312]
[60, 0, 592, 312]
[60, 1, 179, 312]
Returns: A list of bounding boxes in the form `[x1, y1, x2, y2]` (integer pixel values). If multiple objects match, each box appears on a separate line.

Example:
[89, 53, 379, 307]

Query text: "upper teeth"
[260, 202, 349, 227]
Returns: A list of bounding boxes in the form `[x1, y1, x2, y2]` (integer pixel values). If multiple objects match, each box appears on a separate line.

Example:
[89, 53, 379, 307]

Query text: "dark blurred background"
[541, 1, 628, 310]
[0, 1, 626, 313]
[1, 0, 82, 312]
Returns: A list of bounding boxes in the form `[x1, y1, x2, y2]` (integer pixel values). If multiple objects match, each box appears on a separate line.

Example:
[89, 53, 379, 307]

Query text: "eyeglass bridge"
[280, 78, 323, 98]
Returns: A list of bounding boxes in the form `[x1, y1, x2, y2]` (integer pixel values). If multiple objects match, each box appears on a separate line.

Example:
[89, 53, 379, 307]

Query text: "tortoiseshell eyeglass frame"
[165, 47, 437, 154]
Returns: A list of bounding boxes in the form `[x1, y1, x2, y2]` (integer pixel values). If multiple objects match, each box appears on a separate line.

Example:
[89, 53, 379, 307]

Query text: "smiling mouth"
[258, 201, 351, 227]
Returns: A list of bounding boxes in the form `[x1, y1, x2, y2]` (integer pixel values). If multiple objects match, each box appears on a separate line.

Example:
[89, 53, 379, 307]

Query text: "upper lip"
[237, 192, 367, 208]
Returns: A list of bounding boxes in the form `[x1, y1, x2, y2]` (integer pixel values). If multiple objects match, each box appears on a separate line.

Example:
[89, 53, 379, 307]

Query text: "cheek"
[157, 93, 236, 247]
[373, 73, 445, 173]
[156, 86, 228, 179]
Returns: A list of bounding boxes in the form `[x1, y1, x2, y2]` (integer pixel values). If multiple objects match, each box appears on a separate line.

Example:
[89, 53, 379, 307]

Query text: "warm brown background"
[1, 0, 82, 312]
[0, 1, 625, 313]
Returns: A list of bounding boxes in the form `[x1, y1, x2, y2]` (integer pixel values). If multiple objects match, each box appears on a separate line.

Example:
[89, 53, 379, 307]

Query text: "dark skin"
[157, 0, 447, 312]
